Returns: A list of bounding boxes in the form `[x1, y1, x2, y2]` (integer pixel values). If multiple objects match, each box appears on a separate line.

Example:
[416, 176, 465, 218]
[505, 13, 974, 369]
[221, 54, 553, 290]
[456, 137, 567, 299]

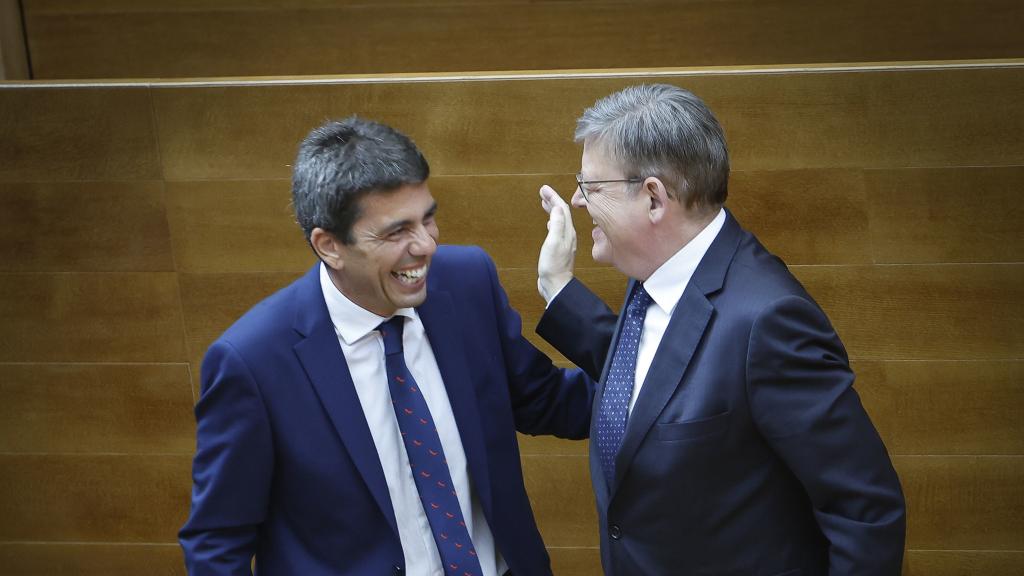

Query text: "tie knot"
[377, 316, 405, 356]
[628, 283, 652, 316]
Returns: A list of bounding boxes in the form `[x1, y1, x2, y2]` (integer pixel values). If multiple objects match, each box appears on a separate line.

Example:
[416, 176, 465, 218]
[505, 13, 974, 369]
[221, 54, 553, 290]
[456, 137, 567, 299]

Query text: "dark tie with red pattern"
[378, 316, 483, 576]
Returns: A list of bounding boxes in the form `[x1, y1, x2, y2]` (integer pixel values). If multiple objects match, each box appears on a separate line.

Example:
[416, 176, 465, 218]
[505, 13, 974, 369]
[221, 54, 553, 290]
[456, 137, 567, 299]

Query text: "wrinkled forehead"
[580, 137, 627, 177]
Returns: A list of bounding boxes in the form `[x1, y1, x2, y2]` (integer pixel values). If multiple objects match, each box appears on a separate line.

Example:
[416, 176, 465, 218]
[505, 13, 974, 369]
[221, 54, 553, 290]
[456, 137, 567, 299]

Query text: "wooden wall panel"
[728, 169, 871, 265]
[151, 67, 1024, 183]
[164, 179, 312, 273]
[0, 273, 187, 363]
[0, 364, 194, 454]
[0, 88, 160, 181]
[0, 181, 174, 272]
[548, 547, 601, 576]
[159, 167, 980, 276]
[866, 166, 1024, 264]
[794, 264, 1023, 361]
[904, 550, 1024, 576]
[855, 361, 1023, 456]
[0, 0, 30, 80]
[502, 264, 1024, 362]
[22, 0, 1024, 78]
[0, 455, 190, 542]
[898, 456, 1024, 550]
[2, 65, 1022, 568]
[0, 543, 186, 576]
[522, 455, 597, 548]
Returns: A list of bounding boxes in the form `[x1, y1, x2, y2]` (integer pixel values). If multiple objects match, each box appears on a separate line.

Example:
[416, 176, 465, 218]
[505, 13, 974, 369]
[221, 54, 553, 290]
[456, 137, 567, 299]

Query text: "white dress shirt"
[319, 264, 505, 576]
[630, 208, 726, 413]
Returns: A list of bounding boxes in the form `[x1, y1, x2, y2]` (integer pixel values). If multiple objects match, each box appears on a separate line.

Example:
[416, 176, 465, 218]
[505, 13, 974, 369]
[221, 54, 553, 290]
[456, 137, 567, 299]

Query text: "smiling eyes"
[384, 214, 437, 242]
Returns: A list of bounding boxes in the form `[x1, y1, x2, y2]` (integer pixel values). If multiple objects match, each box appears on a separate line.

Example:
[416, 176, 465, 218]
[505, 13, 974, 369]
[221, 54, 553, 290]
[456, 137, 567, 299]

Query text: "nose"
[408, 226, 437, 257]
[571, 186, 587, 208]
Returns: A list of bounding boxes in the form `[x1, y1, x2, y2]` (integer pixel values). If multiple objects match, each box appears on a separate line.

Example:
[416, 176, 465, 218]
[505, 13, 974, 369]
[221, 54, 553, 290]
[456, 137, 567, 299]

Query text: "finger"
[539, 185, 566, 214]
[557, 203, 576, 248]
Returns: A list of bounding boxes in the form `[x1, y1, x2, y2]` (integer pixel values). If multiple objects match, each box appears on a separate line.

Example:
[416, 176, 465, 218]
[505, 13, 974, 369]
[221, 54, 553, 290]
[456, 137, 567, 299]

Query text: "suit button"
[609, 524, 622, 540]
[393, 565, 404, 575]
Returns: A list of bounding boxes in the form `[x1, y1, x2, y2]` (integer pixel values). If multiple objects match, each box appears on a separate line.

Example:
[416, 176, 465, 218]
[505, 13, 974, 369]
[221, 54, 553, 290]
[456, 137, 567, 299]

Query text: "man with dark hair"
[536, 84, 906, 574]
[180, 116, 593, 575]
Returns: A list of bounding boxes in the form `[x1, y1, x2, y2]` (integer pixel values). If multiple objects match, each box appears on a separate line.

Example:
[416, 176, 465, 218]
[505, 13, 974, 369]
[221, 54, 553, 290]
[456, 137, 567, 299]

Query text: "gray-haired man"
[536, 84, 906, 575]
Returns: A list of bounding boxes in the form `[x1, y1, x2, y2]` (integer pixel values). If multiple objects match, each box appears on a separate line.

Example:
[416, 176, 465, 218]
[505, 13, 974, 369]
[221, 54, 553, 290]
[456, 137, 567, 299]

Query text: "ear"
[643, 177, 670, 224]
[310, 227, 345, 271]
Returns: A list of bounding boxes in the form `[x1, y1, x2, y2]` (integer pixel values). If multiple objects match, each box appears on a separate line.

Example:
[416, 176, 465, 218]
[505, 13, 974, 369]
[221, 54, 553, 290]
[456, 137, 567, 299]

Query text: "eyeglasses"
[575, 173, 643, 201]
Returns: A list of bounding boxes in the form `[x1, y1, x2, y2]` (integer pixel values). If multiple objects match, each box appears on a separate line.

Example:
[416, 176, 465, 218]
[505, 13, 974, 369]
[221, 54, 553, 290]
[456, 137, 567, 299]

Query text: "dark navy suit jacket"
[538, 211, 906, 575]
[180, 245, 594, 575]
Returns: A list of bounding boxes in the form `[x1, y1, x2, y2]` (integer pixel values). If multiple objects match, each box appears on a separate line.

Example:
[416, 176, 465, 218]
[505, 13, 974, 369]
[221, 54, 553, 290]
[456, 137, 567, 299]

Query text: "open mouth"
[391, 265, 428, 285]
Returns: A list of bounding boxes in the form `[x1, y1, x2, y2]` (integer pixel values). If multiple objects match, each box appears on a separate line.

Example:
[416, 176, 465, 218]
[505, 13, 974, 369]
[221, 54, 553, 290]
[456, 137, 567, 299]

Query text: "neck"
[635, 206, 720, 281]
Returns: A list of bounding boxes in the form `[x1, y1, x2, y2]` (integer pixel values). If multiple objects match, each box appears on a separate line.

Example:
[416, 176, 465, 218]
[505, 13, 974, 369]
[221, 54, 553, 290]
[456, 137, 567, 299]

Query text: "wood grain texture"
[865, 166, 1024, 264]
[522, 454, 597, 548]
[728, 169, 871, 265]
[164, 179, 313, 273]
[22, 0, 1024, 78]
[0, 0, 30, 80]
[0, 273, 187, 363]
[793, 264, 1023, 361]
[897, 456, 1024, 550]
[0, 87, 160, 181]
[904, 550, 1024, 576]
[855, 361, 1023, 456]
[157, 165, 1016, 279]
[0, 181, 174, 272]
[502, 263, 1024, 362]
[0, 543, 186, 575]
[150, 66, 1024, 183]
[547, 546, 602, 576]
[0, 363, 194, 454]
[0, 455, 191, 542]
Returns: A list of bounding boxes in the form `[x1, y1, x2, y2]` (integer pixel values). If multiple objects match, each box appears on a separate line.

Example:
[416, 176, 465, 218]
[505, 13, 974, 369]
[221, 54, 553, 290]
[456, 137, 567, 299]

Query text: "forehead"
[581, 139, 622, 176]
[354, 182, 434, 226]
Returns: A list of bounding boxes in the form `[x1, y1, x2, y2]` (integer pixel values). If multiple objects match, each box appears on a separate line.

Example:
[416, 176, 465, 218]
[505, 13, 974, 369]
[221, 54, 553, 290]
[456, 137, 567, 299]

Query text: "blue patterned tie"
[378, 316, 483, 576]
[595, 282, 652, 488]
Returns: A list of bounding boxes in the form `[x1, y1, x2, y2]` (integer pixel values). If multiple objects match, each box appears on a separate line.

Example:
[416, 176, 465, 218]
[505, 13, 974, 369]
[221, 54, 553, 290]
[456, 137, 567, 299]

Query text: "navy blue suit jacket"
[180, 245, 594, 575]
[538, 211, 906, 575]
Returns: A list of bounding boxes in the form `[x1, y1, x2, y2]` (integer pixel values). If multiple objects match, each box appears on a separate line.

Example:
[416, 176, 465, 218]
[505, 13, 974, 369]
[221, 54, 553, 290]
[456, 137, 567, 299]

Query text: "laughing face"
[328, 182, 439, 317]
[573, 140, 651, 278]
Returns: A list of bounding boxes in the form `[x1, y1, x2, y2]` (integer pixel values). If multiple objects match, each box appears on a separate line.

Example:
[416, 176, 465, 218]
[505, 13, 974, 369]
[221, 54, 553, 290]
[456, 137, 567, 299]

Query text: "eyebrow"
[378, 202, 438, 235]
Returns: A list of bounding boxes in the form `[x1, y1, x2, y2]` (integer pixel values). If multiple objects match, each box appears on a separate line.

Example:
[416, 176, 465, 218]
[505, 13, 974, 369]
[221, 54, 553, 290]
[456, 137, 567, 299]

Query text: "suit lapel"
[610, 210, 744, 495]
[612, 289, 713, 490]
[291, 265, 399, 539]
[417, 289, 495, 520]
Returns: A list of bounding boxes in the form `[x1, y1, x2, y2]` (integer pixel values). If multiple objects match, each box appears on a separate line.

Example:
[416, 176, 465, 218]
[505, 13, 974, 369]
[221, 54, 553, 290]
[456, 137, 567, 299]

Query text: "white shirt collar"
[643, 208, 726, 315]
[319, 262, 415, 345]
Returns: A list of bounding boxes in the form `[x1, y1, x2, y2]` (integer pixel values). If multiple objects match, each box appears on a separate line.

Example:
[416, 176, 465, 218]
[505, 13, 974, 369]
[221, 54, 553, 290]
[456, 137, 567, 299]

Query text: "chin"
[395, 290, 428, 310]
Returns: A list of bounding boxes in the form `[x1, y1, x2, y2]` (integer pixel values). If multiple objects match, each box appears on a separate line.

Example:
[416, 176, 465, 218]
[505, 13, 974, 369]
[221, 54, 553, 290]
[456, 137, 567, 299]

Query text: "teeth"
[393, 266, 427, 283]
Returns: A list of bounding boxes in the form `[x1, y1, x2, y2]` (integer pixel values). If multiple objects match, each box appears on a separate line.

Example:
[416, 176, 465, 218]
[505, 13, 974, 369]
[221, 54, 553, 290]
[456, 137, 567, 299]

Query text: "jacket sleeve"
[746, 295, 907, 575]
[535, 277, 620, 381]
[477, 252, 596, 439]
[179, 340, 274, 575]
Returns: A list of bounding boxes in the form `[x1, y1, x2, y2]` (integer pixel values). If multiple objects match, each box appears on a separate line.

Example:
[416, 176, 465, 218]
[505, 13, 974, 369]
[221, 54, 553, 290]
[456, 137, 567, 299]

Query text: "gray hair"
[291, 116, 430, 244]
[575, 84, 729, 209]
